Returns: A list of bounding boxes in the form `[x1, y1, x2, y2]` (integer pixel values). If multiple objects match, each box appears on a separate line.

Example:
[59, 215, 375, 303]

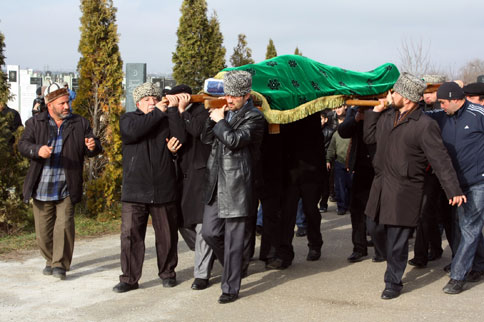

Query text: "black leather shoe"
[428, 251, 443, 261]
[306, 249, 321, 261]
[42, 266, 52, 276]
[408, 258, 427, 268]
[443, 263, 452, 273]
[256, 225, 263, 236]
[218, 293, 238, 304]
[162, 277, 177, 288]
[241, 268, 248, 278]
[466, 270, 483, 283]
[52, 267, 66, 280]
[191, 278, 209, 290]
[113, 282, 139, 293]
[443, 279, 465, 294]
[372, 256, 385, 263]
[381, 288, 400, 300]
[265, 258, 290, 270]
[337, 209, 346, 216]
[347, 252, 367, 263]
[296, 227, 307, 237]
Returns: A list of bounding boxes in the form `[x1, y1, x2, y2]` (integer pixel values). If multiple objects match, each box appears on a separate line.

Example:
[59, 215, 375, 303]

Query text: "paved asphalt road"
[2, 202, 484, 322]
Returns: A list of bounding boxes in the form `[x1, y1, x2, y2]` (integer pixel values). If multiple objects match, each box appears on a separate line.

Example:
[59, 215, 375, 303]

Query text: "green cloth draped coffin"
[215, 55, 400, 124]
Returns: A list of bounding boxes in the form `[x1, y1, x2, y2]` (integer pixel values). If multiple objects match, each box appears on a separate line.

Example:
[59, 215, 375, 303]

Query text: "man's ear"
[403, 97, 412, 105]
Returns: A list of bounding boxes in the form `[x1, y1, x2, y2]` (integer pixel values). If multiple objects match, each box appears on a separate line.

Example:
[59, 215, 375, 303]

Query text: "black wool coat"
[363, 107, 462, 227]
[178, 103, 211, 226]
[120, 107, 186, 204]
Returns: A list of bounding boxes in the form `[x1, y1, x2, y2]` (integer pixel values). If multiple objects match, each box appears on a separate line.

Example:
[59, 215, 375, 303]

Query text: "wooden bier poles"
[345, 83, 442, 107]
[187, 94, 228, 109]
[190, 93, 264, 109]
[345, 99, 384, 107]
[188, 94, 283, 133]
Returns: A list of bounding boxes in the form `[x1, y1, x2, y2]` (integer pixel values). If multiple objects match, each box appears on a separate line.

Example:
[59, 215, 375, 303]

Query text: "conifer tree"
[265, 38, 278, 60]
[294, 47, 303, 56]
[230, 34, 255, 67]
[0, 31, 29, 233]
[0, 32, 10, 105]
[74, 0, 124, 219]
[173, 0, 226, 91]
[206, 12, 226, 77]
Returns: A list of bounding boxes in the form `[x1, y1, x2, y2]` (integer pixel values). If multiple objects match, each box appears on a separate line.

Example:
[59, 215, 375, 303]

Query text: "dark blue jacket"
[427, 100, 484, 188]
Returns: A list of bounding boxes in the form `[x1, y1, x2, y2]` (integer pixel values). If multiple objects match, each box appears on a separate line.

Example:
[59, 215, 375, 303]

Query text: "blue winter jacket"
[427, 100, 484, 189]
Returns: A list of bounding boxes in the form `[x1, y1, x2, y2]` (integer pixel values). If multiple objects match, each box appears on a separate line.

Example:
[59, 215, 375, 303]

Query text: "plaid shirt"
[33, 116, 70, 201]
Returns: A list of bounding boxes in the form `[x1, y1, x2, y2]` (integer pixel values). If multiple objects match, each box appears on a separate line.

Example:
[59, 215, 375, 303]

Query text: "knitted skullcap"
[437, 82, 465, 100]
[463, 82, 484, 96]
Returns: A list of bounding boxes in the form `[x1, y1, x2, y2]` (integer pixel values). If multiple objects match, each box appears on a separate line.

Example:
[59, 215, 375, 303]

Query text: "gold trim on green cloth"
[251, 91, 345, 124]
[214, 71, 345, 124]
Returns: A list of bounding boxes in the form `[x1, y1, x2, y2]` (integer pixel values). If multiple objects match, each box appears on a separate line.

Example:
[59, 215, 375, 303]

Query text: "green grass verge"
[0, 216, 121, 256]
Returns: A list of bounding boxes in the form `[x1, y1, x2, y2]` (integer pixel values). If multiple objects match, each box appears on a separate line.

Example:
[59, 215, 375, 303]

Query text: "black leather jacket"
[201, 99, 265, 218]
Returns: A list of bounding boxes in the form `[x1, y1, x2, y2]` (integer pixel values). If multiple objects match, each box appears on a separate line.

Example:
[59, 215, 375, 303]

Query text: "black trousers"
[349, 168, 374, 255]
[201, 202, 246, 295]
[119, 202, 178, 284]
[367, 218, 386, 259]
[242, 196, 259, 273]
[179, 226, 196, 251]
[276, 182, 323, 264]
[372, 224, 413, 292]
[413, 173, 447, 263]
[320, 166, 330, 209]
[259, 191, 283, 262]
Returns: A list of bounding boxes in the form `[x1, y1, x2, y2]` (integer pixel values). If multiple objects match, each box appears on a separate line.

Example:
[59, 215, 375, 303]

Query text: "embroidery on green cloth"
[213, 54, 400, 124]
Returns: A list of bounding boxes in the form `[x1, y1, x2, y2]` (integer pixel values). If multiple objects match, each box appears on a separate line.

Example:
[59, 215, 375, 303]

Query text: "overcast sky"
[2, 0, 483, 75]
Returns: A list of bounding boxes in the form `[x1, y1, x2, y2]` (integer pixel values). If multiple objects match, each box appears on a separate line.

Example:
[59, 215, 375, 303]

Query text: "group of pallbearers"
[19, 68, 484, 303]
[324, 74, 484, 299]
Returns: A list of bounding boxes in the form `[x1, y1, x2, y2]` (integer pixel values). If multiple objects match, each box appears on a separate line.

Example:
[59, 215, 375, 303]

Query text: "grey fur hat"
[133, 82, 162, 103]
[223, 70, 252, 97]
[393, 72, 427, 103]
[422, 74, 446, 84]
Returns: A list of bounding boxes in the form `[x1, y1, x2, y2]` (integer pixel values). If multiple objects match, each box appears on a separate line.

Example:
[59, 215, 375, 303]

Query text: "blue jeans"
[333, 161, 352, 212]
[256, 204, 263, 227]
[296, 199, 307, 229]
[451, 182, 484, 281]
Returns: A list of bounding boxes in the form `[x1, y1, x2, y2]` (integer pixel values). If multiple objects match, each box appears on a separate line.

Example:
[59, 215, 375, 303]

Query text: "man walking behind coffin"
[363, 73, 466, 299]
[19, 83, 102, 280]
[427, 82, 484, 294]
[113, 82, 186, 293]
[201, 70, 265, 304]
